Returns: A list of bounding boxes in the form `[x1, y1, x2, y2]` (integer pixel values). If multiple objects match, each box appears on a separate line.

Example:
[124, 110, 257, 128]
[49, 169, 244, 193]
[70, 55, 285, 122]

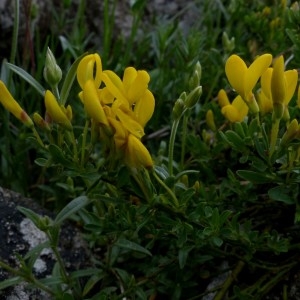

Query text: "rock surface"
[0, 187, 89, 299]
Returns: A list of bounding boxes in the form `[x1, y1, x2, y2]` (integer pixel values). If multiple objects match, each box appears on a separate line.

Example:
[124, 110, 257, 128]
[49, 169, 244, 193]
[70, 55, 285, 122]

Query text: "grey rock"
[0, 187, 90, 299]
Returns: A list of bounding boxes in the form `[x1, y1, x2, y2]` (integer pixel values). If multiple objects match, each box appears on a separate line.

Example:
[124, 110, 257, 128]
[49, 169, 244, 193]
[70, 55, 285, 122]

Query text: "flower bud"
[125, 134, 153, 169]
[44, 90, 72, 130]
[185, 86, 202, 108]
[189, 70, 200, 90]
[172, 98, 185, 119]
[280, 118, 299, 146]
[222, 32, 235, 52]
[0, 81, 33, 127]
[43, 47, 62, 87]
[206, 109, 217, 131]
[271, 56, 285, 106]
[33, 112, 51, 131]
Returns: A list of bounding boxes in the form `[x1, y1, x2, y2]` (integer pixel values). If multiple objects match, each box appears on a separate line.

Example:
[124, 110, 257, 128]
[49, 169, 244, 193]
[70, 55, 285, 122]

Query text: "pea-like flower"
[218, 89, 248, 123]
[44, 90, 72, 130]
[76, 53, 155, 169]
[225, 54, 272, 113]
[0, 80, 33, 127]
[260, 55, 298, 119]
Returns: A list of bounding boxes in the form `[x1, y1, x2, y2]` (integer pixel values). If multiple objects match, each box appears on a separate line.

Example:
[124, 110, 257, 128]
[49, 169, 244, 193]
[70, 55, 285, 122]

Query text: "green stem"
[168, 118, 180, 176]
[180, 111, 189, 168]
[49, 242, 70, 286]
[131, 170, 152, 203]
[269, 117, 280, 157]
[7, 0, 19, 89]
[0, 260, 55, 296]
[52, 84, 60, 103]
[9, 0, 19, 71]
[80, 120, 90, 167]
[69, 130, 78, 163]
[31, 127, 45, 147]
[214, 260, 245, 300]
[152, 170, 179, 208]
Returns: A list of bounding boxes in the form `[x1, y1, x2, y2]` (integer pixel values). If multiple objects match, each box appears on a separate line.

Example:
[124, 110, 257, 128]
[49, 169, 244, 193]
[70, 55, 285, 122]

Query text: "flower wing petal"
[245, 54, 272, 99]
[225, 55, 247, 96]
[134, 90, 155, 127]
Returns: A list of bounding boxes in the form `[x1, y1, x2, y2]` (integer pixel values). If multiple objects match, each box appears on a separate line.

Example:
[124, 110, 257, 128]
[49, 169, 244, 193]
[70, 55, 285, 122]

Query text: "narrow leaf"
[0, 277, 22, 290]
[5, 63, 45, 97]
[268, 186, 294, 204]
[115, 238, 152, 256]
[237, 170, 274, 184]
[55, 195, 89, 224]
[60, 52, 87, 105]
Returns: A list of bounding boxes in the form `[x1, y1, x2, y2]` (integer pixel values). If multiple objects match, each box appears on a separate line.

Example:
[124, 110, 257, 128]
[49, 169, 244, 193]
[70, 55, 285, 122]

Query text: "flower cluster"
[0, 52, 155, 170]
[217, 53, 298, 124]
[77, 53, 155, 169]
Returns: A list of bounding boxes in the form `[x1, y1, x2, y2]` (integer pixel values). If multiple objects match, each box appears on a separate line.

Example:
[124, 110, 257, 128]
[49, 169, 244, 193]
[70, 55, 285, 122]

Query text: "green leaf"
[114, 238, 152, 256]
[48, 144, 73, 166]
[54, 195, 89, 224]
[60, 52, 87, 105]
[212, 236, 223, 247]
[154, 165, 169, 180]
[225, 130, 245, 149]
[83, 275, 103, 296]
[17, 206, 42, 228]
[0, 276, 23, 290]
[237, 170, 274, 184]
[178, 246, 194, 269]
[5, 62, 45, 97]
[233, 122, 246, 139]
[268, 186, 294, 204]
[34, 158, 49, 167]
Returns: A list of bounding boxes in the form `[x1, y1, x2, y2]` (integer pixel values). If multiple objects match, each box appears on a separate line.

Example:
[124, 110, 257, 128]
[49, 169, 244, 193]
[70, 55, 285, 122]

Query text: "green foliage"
[2, 0, 300, 299]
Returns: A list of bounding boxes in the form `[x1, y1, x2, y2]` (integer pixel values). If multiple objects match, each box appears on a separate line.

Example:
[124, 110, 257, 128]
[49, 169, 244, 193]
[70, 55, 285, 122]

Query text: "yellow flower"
[260, 55, 298, 119]
[77, 53, 102, 89]
[280, 118, 300, 146]
[44, 90, 72, 130]
[82, 80, 109, 126]
[100, 67, 155, 139]
[76, 53, 156, 169]
[218, 89, 248, 123]
[0, 80, 33, 127]
[102, 67, 155, 126]
[257, 68, 273, 114]
[125, 134, 153, 169]
[225, 54, 272, 112]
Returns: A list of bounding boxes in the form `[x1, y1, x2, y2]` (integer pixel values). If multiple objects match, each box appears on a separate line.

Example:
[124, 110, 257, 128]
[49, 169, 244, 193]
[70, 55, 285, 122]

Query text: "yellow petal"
[134, 90, 155, 127]
[108, 117, 128, 148]
[101, 71, 127, 103]
[245, 54, 272, 99]
[284, 69, 298, 105]
[217, 89, 230, 107]
[115, 108, 144, 138]
[225, 55, 247, 96]
[0, 81, 33, 127]
[232, 95, 249, 120]
[123, 67, 137, 92]
[271, 55, 286, 105]
[77, 54, 102, 89]
[221, 105, 241, 123]
[82, 80, 108, 126]
[297, 86, 300, 109]
[127, 70, 150, 105]
[45, 90, 72, 129]
[125, 134, 153, 169]
[260, 68, 273, 100]
[257, 90, 273, 114]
